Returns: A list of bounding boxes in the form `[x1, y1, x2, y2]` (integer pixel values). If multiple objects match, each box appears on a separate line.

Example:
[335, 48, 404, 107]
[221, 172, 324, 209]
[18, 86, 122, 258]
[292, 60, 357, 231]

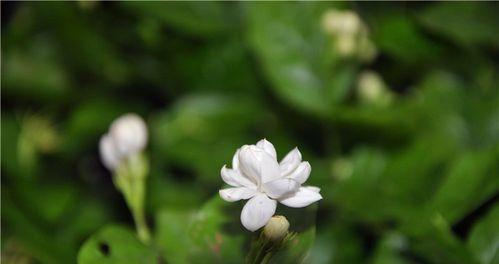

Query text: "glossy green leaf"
[121, 2, 236, 37]
[468, 205, 499, 264]
[77, 225, 158, 264]
[247, 2, 356, 116]
[418, 2, 499, 47]
[432, 148, 499, 223]
[155, 197, 245, 263]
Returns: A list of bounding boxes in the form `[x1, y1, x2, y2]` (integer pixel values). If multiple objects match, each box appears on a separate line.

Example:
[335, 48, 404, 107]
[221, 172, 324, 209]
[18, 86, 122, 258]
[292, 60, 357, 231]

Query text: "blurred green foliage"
[2, 2, 499, 264]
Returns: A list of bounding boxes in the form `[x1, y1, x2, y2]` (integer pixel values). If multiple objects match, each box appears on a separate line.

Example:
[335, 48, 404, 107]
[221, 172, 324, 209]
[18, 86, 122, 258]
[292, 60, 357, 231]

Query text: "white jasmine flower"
[99, 113, 148, 171]
[219, 139, 322, 231]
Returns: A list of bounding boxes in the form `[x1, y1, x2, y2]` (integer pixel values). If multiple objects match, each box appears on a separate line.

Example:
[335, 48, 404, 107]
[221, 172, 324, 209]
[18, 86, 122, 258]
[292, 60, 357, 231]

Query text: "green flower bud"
[263, 215, 290, 242]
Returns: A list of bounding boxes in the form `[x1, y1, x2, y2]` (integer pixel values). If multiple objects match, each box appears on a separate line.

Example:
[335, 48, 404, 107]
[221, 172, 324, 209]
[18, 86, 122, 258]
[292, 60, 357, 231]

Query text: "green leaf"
[432, 148, 499, 223]
[467, 204, 499, 264]
[401, 211, 476, 264]
[187, 197, 246, 263]
[372, 14, 441, 63]
[121, 2, 236, 37]
[247, 2, 356, 116]
[64, 99, 138, 156]
[77, 225, 158, 264]
[172, 38, 259, 94]
[155, 209, 193, 264]
[2, 188, 73, 263]
[1, 115, 25, 180]
[155, 196, 245, 263]
[370, 232, 412, 264]
[2, 48, 69, 103]
[308, 224, 363, 264]
[418, 2, 499, 47]
[151, 93, 267, 182]
[148, 173, 204, 212]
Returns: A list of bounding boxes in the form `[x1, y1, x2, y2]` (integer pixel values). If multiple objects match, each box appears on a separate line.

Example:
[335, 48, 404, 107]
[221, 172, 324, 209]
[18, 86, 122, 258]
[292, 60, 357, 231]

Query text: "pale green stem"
[114, 155, 151, 244]
[129, 175, 150, 243]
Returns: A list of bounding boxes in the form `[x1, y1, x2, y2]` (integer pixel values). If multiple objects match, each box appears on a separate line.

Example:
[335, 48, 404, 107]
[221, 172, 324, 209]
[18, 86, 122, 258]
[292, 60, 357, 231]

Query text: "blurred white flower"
[322, 9, 361, 36]
[99, 113, 148, 170]
[219, 139, 322, 231]
[99, 113, 151, 242]
[357, 70, 393, 106]
[321, 9, 377, 62]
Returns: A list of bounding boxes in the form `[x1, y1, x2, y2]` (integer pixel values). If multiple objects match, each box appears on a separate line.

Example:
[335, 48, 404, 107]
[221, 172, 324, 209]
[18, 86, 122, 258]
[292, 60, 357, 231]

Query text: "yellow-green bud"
[263, 215, 289, 242]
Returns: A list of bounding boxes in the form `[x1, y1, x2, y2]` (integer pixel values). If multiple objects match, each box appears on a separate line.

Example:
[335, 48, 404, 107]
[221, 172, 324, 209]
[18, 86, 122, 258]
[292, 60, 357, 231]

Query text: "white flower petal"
[240, 193, 277, 231]
[307, 186, 321, 192]
[99, 134, 120, 170]
[110, 113, 148, 157]
[260, 152, 281, 183]
[264, 178, 300, 199]
[219, 187, 256, 202]
[279, 147, 302, 176]
[232, 149, 240, 171]
[286, 161, 311, 184]
[239, 145, 280, 184]
[279, 186, 322, 208]
[238, 145, 261, 183]
[221, 165, 256, 188]
[256, 139, 277, 159]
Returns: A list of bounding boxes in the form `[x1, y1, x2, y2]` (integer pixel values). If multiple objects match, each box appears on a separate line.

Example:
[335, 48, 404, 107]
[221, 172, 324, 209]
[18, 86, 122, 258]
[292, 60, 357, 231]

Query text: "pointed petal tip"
[278, 186, 322, 208]
[219, 187, 256, 202]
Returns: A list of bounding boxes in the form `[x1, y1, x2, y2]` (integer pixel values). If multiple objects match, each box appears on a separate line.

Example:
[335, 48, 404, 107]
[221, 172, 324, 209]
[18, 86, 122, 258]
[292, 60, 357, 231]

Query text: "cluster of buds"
[322, 9, 377, 61]
[99, 113, 150, 243]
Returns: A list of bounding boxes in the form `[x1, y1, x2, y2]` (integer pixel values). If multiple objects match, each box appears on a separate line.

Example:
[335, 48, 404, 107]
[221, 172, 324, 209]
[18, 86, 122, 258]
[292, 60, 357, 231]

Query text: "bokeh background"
[2, 2, 499, 264]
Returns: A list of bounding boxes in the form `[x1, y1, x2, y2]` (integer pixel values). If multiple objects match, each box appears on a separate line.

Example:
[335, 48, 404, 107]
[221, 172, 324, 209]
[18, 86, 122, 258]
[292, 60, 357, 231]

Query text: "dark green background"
[2, 2, 499, 263]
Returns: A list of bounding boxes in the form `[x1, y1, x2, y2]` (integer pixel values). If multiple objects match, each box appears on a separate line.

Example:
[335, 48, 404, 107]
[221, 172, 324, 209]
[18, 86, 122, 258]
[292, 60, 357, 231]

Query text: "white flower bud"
[109, 113, 148, 157]
[357, 71, 392, 106]
[336, 35, 357, 57]
[322, 9, 377, 61]
[99, 134, 120, 170]
[322, 10, 361, 36]
[99, 113, 148, 171]
[263, 215, 290, 242]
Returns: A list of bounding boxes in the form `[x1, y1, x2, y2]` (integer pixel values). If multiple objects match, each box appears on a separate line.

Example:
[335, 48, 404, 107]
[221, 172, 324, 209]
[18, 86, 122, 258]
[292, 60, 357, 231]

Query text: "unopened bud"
[263, 215, 289, 242]
[99, 113, 148, 171]
[110, 113, 148, 157]
[357, 71, 392, 106]
[322, 10, 361, 36]
[336, 35, 357, 57]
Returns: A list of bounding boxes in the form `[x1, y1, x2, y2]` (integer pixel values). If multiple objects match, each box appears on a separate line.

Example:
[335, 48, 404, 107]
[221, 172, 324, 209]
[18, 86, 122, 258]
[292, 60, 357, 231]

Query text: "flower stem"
[131, 201, 151, 244]
[246, 228, 294, 264]
[246, 234, 273, 264]
[128, 170, 151, 244]
[114, 155, 151, 244]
